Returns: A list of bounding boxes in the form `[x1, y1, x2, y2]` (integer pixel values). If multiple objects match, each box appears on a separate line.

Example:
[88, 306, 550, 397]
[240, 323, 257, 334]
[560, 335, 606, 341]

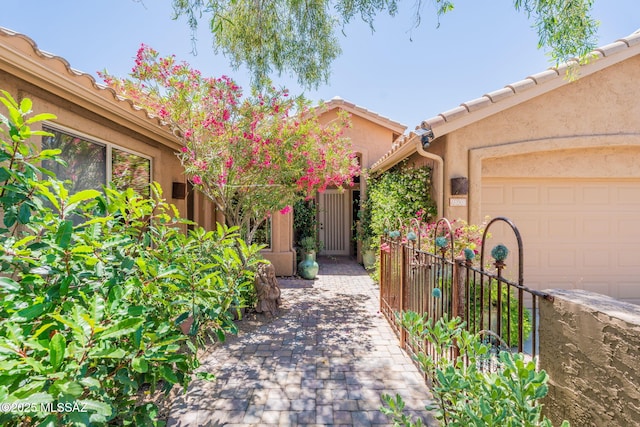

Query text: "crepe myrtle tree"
[101, 45, 359, 244]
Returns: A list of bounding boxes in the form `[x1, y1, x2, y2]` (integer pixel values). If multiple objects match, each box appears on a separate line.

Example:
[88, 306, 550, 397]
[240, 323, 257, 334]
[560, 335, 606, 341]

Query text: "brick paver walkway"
[168, 256, 434, 426]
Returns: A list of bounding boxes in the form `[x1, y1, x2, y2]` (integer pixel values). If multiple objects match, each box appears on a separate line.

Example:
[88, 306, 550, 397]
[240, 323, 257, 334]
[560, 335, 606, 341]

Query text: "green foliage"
[0, 91, 262, 425]
[469, 279, 533, 346]
[172, 0, 597, 88]
[368, 161, 437, 242]
[381, 312, 569, 427]
[293, 198, 318, 244]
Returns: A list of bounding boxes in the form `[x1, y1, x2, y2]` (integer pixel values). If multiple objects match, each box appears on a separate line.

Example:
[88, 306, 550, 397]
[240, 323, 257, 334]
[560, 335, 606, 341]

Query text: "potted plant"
[357, 198, 377, 270]
[297, 235, 319, 279]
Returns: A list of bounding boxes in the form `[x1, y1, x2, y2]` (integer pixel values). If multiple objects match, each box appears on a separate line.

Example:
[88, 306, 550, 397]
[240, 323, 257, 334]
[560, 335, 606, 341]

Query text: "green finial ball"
[407, 231, 418, 241]
[464, 248, 475, 261]
[491, 244, 509, 262]
[432, 288, 442, 298]
[435, 236, 448, 248]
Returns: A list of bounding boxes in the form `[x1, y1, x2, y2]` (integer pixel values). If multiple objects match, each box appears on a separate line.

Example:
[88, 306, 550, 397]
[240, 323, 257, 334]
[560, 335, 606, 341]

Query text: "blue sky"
[1, 1, 638, 129]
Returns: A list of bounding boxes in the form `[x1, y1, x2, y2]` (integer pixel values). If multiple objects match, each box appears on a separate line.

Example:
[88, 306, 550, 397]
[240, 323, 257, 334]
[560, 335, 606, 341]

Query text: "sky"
[1, 1, 638, 130]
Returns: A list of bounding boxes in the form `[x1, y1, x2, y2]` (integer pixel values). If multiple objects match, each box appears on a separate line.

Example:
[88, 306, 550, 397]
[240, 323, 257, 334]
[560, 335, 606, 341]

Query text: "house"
[0, 27, 219, 235]
[267, 97, 406, 275]
[0, 27, 405, 276]
[372, 29, 640, 304]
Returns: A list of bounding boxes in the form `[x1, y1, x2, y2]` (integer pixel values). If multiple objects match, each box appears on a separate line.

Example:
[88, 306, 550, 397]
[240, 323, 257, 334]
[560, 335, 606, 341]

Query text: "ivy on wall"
[367, 161, 437, 240]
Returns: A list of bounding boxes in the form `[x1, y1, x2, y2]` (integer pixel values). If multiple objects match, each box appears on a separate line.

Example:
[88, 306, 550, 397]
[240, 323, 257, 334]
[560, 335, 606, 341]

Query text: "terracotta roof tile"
[506, 77, 536, 93]
[440, 106, 468, 122]
[318, 96, 406, 133]
[421, 115, 445, 129]
[526, 69, 559, 85]
[371, 28, 640, 172]
[484, 87, 515, 103]
[461, 97, 491, 112]
[619, 31, 640, 47]
[596, 40, 631, 57]
[0, 26, 172, 138]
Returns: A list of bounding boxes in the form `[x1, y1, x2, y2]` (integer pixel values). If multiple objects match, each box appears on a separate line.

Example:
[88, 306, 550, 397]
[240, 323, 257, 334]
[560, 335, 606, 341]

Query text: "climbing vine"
[367, 161, 437, 240]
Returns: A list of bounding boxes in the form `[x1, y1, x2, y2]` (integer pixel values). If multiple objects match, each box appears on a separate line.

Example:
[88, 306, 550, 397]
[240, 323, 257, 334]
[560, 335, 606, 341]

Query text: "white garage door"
[482, 178, 640, 304]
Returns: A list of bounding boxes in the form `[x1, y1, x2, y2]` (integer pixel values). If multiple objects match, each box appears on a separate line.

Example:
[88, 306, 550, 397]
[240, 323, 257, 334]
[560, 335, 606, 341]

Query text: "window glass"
[112, 148, 151, 197]
[253, 219, 272, 249]
[42, 127, 106, 194]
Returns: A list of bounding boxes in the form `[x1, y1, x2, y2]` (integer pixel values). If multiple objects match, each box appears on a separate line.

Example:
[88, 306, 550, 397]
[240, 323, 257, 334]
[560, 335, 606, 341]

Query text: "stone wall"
[539, 289, 640, 426]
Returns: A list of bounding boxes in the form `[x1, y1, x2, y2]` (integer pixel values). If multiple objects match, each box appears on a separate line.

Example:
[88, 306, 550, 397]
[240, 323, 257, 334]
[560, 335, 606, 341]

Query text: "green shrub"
[0, 90, 261, 425]
[381, 312, 568, 427]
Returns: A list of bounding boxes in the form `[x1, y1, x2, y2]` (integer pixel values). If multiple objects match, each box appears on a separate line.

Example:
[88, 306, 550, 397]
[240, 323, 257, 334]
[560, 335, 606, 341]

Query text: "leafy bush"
[0, 90, 261, 425]
[381, 312, 568, 427]
[367, 161, 437, 239]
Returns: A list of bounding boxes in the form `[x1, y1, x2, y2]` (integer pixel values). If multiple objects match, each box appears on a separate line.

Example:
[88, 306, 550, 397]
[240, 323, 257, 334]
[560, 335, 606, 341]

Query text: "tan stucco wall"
[0, 72, 191, 222]
[0, 28, 222, 232]
[422, 55, 640, 224]
[317, 108, 398, 169]
[539, 289, 640, 426]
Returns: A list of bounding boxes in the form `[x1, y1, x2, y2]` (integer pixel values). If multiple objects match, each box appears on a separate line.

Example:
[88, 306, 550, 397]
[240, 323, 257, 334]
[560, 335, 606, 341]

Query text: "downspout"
[415, 139, 444, 220]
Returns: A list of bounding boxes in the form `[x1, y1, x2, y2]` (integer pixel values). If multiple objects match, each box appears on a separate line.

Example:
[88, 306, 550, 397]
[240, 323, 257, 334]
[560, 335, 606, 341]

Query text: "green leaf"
[48, 333, 66, 370]
[131, 357, 149, 373]
[68, 189, 101, 206]
[16, 303, 48, 321]
[159, 365, 179, 384]
[19, 97, 32, 113]
[98, 318, 144, 340]
[25, 113, 57, 124]
[77, 399, 113, 417]
[0, 277, 20, 292]
[17, 203, 31, 224]
[55, 220, 73, 249]
[89, 347, 126, 359]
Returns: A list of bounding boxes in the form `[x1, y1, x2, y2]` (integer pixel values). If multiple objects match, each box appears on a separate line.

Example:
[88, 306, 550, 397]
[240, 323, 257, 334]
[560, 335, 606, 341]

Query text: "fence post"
[452, 258, 466, 321]
[400, 243, 407, 348]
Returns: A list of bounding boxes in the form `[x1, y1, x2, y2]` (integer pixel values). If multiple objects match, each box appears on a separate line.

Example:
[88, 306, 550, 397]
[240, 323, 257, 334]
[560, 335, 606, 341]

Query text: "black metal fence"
[379, 216, 553, 363]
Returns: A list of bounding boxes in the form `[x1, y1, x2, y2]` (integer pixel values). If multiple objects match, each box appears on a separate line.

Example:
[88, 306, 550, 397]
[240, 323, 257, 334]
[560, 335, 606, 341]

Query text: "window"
[42, 126, 151, 196]
[253, 219, 272, 249]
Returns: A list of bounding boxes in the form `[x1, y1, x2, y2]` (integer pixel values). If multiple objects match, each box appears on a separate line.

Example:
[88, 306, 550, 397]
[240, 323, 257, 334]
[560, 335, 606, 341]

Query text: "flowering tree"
[101, 46, 359, 244]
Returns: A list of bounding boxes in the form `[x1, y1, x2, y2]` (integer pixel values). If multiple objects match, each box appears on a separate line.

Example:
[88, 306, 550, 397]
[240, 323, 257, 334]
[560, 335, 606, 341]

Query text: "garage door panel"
[512, 185, 540, 204]
[583, 186, 610, 203]
[482, 178, 640, 303]
[546, 186, 576, 204]
[616, 186, 640, 204]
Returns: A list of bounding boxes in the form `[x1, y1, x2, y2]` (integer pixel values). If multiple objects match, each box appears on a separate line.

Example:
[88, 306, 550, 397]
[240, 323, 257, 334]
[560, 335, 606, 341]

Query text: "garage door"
[482, 178, 640, 304]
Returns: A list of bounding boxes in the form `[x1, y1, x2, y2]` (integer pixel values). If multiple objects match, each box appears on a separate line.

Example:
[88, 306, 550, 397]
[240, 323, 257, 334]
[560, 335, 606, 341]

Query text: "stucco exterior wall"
[317, 108, 398, 169]
[429, 55, 640, 223]
[0, 29, 219, 233]
[539, 289, 640, 426]
[0, 71, 190, 222]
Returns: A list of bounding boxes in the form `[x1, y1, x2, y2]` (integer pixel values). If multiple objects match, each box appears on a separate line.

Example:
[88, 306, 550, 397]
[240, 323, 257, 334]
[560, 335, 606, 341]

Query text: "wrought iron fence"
[379, 216, 553, 365]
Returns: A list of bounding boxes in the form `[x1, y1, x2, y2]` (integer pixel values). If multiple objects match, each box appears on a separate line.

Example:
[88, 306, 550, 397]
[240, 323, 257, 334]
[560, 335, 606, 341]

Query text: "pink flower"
[192, 175, 203, 185]
[181, 146, 188, 153]
[279, 205, 292, 215]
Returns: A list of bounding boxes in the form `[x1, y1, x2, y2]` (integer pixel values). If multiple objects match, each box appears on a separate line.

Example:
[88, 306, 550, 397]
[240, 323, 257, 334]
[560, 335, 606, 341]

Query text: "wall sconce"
[172, 182, 187, 199]
[450, 177, 469, 196]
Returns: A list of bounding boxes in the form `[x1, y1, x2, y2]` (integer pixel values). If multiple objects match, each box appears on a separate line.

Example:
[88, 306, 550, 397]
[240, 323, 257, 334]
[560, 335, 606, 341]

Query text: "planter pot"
[298, 252, 319, 280]
[362, 249, 376, 270]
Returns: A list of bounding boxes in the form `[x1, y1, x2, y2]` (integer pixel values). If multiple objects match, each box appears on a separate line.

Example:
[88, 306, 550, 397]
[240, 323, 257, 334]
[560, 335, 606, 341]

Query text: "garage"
[482, 178, 640, 304]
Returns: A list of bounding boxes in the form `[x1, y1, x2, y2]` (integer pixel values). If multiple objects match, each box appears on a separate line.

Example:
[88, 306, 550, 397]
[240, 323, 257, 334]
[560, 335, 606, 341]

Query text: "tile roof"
[372, 29, 640, 172]
[316, 96, 407, 134]
[0, 26, 178, 148]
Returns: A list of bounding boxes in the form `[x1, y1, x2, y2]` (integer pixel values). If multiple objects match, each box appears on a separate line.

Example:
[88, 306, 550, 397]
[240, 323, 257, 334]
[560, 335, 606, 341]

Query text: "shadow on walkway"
[168, 256, 435, 426]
